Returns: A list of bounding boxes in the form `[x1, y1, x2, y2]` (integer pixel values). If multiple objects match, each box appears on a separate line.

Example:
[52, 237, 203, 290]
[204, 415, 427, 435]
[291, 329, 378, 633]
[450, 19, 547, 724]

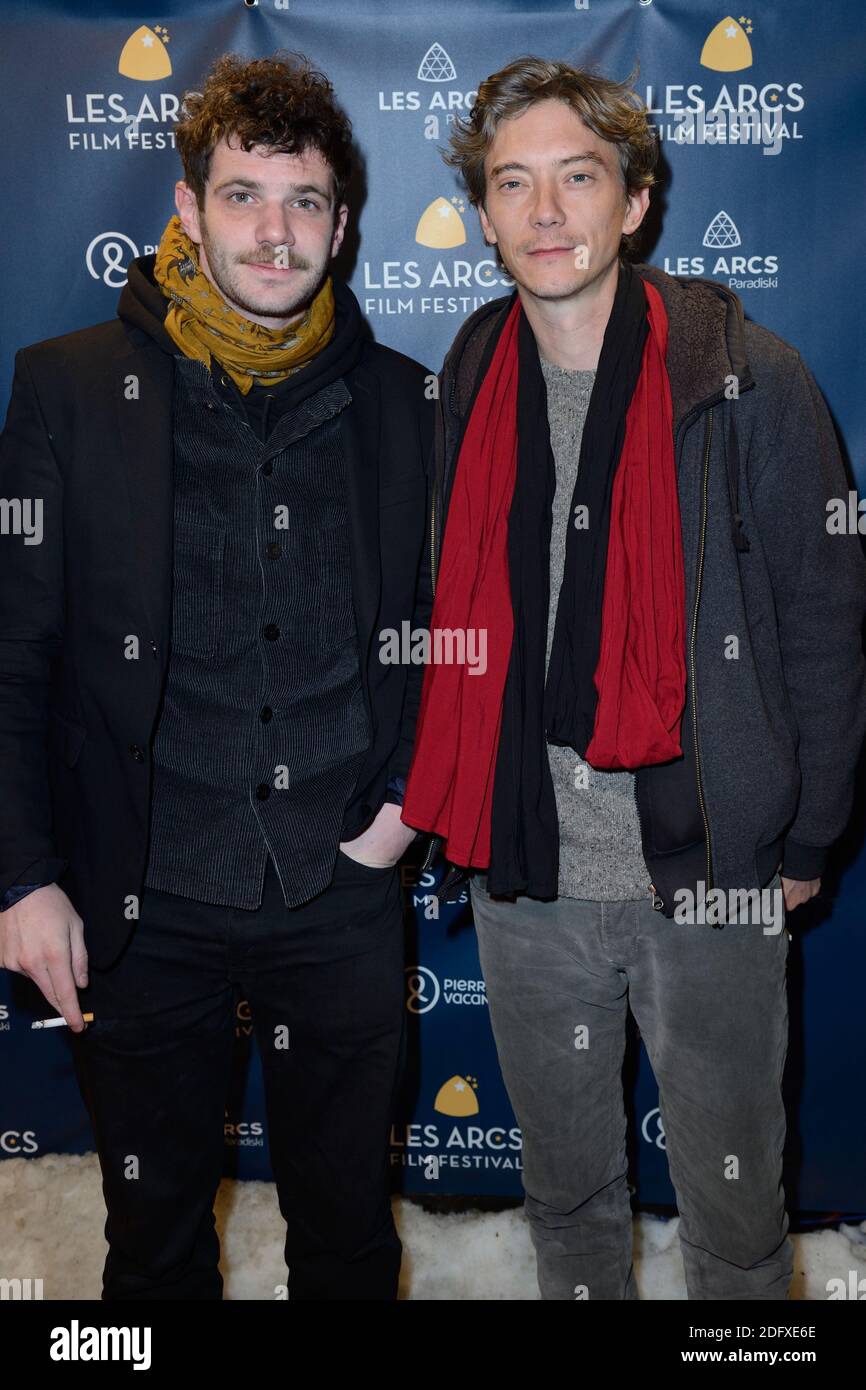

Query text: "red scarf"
[402, 281, 685, 868]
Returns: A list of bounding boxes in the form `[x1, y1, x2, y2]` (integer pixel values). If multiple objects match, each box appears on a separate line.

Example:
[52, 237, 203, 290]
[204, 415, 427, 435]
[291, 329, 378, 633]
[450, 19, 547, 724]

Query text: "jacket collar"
[636, 262, 754, 428]
[442, 260, 754, 435]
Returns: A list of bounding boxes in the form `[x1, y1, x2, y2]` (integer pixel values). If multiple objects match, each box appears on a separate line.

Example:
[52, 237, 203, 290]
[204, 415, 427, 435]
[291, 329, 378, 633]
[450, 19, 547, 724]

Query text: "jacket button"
[220, 374, 230, 387]
[263, 623, 280, 640]
[260, 706, 273, 723]
[266, 542, 281, 558]
[129, 744, 145, 763]
[262, 461, 273, 476]
[256, 783, 271, 800]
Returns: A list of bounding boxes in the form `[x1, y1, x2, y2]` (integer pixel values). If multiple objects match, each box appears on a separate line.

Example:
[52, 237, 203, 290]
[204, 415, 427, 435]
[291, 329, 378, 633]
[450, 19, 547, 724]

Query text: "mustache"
[243, 249, 312, 269]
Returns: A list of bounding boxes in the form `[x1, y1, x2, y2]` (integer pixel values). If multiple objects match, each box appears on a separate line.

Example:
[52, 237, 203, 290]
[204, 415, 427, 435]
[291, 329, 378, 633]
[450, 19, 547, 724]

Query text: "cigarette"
[31, 1012, 94, 1030]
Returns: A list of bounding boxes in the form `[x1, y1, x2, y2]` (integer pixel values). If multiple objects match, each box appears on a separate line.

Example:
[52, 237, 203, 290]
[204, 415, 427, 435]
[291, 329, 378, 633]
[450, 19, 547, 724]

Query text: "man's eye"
[229, 192, 252, 204]
[570, 174, 590, 184]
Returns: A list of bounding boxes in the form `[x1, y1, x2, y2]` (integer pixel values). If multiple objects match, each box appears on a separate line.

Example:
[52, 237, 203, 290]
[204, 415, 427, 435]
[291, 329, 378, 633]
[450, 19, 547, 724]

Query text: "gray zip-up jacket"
[428, 261, 866, 916]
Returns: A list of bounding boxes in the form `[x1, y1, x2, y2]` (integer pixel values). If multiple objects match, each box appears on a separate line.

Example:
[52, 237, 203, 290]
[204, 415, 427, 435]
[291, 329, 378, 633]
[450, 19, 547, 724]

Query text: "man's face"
[175, 134, 348, 329]
[477, 99, 648, 301]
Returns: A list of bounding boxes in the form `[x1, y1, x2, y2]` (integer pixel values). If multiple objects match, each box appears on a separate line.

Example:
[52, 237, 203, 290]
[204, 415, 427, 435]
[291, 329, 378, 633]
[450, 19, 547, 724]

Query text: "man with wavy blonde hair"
[402, 56, 866, 1301]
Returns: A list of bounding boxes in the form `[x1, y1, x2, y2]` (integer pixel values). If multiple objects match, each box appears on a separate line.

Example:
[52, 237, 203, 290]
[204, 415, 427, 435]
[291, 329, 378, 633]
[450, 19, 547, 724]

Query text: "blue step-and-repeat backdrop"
[2, 0, 865, 1218]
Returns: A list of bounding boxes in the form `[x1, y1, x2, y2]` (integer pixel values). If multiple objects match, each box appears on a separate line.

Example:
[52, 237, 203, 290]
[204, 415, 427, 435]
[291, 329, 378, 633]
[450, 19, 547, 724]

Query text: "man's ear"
[478, 199, 497, 247]
[623, 184, 650, 238]
[175, 180, 203, 245]
[331, 203, 349, 258]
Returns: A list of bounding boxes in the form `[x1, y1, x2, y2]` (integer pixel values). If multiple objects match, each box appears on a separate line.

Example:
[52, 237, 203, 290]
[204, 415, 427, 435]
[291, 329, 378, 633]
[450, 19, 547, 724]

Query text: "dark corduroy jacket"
[0, 260, 434, 967]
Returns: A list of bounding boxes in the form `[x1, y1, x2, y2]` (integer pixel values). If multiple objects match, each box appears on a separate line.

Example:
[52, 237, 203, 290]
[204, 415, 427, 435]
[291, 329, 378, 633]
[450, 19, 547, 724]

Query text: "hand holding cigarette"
[0, 883, 90, 1032]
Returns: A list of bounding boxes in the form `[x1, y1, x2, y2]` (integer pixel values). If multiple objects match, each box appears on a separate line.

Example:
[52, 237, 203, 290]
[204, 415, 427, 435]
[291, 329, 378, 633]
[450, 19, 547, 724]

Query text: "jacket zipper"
[633, 777, 663, 910]
[636, 405, 715, 911]
[691, 408, 714, 894]
[429, 478, 438, 599]
[418, 443, 441, 877]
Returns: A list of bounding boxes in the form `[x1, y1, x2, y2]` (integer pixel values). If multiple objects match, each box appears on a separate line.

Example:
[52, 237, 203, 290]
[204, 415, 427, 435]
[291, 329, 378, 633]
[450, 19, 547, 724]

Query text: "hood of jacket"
[117, 252, 368, 409]
[441, 259, 755, 441]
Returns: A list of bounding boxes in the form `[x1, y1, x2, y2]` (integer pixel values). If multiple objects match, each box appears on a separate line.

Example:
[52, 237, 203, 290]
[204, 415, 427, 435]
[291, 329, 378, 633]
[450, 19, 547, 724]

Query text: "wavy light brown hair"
[175, 51, 354, 212]
[444, 56, 659, 258]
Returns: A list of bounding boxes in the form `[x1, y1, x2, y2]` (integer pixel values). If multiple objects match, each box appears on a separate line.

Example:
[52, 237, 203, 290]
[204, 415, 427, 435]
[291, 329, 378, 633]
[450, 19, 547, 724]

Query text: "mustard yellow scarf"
[152, 214, 335, 395]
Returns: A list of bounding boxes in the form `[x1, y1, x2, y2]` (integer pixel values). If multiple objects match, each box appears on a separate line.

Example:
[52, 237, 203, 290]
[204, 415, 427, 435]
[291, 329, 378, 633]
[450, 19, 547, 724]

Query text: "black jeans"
[69, 849, 406, 1300]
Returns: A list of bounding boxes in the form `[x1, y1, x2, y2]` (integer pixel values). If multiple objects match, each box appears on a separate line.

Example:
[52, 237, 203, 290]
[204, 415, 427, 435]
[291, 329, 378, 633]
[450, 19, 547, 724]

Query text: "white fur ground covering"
[1, 1153, 864, 1300]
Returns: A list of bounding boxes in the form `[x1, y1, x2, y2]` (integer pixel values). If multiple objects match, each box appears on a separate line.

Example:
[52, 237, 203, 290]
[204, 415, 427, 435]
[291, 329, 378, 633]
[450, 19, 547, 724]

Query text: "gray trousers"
[469, 870, 793, 1300]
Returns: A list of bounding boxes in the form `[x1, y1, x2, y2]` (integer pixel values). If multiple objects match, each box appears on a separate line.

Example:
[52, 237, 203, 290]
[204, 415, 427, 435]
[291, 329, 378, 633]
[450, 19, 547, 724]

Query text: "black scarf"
[487, 259, 650, 897]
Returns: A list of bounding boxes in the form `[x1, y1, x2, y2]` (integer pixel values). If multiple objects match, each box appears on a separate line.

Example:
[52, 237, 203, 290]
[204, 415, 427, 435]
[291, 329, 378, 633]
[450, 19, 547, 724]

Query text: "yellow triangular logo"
[433, 1075, 479, 1117]
[416, 197, 466, 249]
[118, 25, 172, 81]
[700, 16, 753, 72]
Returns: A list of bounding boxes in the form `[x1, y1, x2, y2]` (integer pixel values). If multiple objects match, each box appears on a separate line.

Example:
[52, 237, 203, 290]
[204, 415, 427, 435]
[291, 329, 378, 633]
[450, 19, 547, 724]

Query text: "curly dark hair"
[175, 50, 354, 211]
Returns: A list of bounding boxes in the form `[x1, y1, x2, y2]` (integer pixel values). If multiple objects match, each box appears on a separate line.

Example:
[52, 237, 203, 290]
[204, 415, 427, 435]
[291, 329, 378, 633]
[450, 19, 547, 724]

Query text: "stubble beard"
[198, 217, 329, 323]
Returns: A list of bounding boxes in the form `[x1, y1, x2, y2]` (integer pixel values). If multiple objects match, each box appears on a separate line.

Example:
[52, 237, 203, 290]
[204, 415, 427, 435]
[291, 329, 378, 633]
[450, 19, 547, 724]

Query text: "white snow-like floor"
[1, 1153, 864, 1300]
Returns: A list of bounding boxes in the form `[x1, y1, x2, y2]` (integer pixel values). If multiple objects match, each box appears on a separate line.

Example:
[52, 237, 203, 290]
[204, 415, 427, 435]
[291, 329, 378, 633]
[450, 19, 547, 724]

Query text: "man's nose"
[531, 194, 565, 227]
[256, 206, 297, 250]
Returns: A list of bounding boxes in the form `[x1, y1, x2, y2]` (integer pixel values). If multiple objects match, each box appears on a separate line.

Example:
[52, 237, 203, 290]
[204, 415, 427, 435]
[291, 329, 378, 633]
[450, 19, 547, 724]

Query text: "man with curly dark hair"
[0, 51, 433, 1300]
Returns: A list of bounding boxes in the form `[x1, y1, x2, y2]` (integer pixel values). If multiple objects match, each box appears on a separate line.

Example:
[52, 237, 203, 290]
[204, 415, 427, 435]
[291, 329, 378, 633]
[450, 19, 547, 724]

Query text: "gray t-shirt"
[540, 356, 650, 902]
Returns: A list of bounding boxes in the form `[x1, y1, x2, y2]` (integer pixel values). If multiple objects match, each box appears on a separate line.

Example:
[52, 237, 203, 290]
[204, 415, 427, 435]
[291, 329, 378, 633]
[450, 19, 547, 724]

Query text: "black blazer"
[0, 316, 434, 968]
